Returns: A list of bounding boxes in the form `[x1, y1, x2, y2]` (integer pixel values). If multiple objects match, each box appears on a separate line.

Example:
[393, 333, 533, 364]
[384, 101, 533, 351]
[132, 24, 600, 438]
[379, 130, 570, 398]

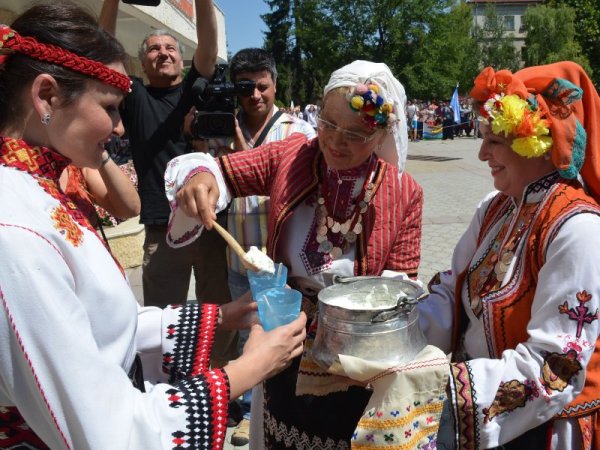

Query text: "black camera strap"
[252, 110, 283, 148]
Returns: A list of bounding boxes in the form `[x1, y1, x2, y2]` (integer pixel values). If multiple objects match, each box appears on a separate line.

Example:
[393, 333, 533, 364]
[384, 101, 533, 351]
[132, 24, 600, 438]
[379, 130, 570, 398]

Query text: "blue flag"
[450, 85, 461, 124]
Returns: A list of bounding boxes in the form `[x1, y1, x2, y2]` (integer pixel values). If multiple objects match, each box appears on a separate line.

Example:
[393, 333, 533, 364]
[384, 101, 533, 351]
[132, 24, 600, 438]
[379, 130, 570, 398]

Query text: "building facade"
[0, 0, 228, 78]
[467, 0, 544, 57]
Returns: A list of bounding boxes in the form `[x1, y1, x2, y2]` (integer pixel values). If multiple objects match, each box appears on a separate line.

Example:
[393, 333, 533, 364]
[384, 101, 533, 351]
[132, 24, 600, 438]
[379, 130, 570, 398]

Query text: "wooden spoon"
[210, 219, 261, 272]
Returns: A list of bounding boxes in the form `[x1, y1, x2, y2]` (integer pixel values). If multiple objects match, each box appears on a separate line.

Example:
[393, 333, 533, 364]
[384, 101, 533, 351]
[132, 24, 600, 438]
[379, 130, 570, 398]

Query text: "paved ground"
[125, 135, 494, 448]
[407, 136, 494, 286]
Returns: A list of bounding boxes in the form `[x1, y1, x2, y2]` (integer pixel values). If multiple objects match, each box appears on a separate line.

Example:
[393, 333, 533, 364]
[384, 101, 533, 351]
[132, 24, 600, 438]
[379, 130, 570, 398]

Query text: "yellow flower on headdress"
[381, 103, 393, 114]
[351, 95, 364, 110]
[512, 135, 553, 158]
[484, 93, 553, 158]
[491, 95, 526, 137]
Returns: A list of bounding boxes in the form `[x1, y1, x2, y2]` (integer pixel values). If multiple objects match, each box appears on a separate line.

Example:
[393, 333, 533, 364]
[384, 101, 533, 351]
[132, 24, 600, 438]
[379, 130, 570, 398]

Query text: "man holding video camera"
[99, 0, 236, 365]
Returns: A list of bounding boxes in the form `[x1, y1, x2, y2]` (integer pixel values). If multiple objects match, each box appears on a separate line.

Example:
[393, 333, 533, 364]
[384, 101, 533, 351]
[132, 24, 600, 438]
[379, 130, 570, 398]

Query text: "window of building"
[503, 15, 515, 31]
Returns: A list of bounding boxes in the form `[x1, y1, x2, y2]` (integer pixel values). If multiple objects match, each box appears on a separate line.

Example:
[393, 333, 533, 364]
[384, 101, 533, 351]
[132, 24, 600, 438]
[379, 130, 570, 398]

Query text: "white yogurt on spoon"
[245, 246, 275, 274]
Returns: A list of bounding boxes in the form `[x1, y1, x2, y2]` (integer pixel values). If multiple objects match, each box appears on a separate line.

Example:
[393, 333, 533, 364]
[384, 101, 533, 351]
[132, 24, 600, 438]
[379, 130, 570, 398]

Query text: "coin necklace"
[315, 156, 376, 260]
[474, 205, 537, 297]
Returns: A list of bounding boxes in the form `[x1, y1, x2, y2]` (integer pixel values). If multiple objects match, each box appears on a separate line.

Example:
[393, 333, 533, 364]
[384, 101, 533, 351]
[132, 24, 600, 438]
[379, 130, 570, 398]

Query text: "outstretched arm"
[98, 0, 119, 35]
[192, 0, 218, 79]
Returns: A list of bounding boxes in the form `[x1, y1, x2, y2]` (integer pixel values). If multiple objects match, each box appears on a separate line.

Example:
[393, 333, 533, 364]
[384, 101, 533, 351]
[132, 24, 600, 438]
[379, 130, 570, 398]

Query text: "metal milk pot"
[311, 277, 427, 369]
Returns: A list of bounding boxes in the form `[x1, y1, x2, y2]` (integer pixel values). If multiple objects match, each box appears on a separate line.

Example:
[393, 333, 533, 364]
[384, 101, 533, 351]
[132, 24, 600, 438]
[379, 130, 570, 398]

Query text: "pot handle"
[371, 295, 419, 322]
[332, 275, 382, 284]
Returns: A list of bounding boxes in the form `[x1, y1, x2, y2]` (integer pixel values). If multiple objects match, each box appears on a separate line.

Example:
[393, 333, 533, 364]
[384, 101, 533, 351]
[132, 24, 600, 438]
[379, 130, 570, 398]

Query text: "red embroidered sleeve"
[162, 303, 219, 379]
[167, 368, 230, 450]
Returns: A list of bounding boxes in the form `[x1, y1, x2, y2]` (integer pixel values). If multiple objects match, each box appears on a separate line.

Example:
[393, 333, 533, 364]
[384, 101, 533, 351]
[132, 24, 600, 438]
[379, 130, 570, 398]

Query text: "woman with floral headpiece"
[418, 61, 600, 449]
[0, 2, 307, 449]
[168, 60, 424, 448]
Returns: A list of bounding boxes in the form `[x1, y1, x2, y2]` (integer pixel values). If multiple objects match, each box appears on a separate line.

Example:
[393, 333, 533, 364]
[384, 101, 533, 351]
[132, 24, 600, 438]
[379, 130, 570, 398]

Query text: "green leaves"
[260, 0, 598, 104]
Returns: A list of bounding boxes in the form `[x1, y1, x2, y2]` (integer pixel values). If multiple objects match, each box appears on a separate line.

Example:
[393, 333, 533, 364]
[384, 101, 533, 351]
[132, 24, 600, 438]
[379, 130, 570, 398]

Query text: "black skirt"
[263, 355, 372, 449]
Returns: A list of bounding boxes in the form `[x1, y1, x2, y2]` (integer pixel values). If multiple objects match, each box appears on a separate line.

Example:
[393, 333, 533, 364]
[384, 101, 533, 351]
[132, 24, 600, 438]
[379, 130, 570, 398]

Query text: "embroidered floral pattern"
[483, 379, 540, 423]
[50, 206, 83, 247]
[0, 137, 125, 275]
[540, 349, 582, 394]
[559, 290, 599, 339]
[353, 397, 444, 449]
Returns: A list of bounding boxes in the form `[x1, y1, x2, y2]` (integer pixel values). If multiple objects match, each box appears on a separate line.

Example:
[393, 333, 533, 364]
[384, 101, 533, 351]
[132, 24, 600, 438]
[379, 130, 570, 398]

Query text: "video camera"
[191, 64, 255, 139]
[123, 0, 161, 6]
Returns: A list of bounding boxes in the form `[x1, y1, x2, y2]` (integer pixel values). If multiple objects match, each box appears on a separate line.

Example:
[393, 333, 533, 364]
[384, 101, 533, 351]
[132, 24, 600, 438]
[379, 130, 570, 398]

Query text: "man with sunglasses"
[224, 47, 315, 446]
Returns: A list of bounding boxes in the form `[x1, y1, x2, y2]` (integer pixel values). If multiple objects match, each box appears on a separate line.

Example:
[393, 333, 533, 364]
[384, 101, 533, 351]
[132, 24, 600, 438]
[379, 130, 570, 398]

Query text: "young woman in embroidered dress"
[167, 60, 424, 449]
[0, 3, 306, 450]
[418, 62, 600, 449]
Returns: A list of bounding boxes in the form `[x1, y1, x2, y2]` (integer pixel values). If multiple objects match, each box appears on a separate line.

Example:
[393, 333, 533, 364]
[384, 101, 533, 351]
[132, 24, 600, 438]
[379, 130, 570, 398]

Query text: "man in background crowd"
[225, 47, 316, 446]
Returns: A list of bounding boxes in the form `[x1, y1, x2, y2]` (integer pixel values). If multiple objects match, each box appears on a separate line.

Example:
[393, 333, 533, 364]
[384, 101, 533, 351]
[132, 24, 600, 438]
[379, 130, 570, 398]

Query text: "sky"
[215, 0, 270, 57]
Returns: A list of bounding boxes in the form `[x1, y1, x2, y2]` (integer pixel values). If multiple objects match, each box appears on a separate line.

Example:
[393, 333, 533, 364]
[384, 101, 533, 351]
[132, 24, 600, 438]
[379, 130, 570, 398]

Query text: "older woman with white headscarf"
[165, 60, 424, 449]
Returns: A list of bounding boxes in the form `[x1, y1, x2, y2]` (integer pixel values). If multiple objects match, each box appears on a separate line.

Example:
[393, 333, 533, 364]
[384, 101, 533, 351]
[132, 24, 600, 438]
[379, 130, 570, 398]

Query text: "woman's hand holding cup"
[223, 313, 307, 399]
[219, 291, 259, 330]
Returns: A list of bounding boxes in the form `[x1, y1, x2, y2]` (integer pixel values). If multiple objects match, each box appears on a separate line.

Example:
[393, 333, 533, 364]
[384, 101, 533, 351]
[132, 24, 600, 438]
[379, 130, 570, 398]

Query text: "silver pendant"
[330, 246, 343, 259]
[319, 240, 333, 253]
[500, 251, 513, 265]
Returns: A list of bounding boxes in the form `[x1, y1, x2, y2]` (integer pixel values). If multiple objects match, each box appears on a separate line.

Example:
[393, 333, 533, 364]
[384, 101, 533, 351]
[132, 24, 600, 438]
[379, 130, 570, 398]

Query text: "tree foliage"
[547, 0, 600, 85]
[262, 0, 480, 104]
[260, 0, 598, 104]
[471, 4, 519, 72]
[401, 3, 480, 99]
[522, 4, 590, 72]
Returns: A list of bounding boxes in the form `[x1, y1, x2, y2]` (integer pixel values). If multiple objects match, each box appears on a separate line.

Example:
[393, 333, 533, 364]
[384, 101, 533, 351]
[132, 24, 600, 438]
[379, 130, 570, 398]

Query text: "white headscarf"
[323, 60, 409, 174]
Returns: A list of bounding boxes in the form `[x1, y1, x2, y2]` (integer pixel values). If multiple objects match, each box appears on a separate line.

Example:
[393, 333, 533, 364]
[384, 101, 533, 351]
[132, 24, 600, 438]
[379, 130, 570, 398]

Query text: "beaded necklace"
[469, 203, 538, 312]
[315, 155, 376, 260]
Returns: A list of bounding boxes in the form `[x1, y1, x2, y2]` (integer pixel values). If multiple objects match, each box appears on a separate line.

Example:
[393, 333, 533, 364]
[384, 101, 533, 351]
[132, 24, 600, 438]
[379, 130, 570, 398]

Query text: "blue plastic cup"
[255, 287, 302, 331]
[247, 263, 288, 300]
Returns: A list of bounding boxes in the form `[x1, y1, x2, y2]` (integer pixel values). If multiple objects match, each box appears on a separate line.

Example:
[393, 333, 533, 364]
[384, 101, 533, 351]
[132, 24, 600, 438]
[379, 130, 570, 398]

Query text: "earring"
[543, 152, 551, 161]
[41, 113, 51, 125]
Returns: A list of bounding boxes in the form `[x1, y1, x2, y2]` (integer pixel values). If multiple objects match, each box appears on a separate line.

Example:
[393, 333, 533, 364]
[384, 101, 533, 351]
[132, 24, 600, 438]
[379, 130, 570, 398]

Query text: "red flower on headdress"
[470, 67, 529, 102]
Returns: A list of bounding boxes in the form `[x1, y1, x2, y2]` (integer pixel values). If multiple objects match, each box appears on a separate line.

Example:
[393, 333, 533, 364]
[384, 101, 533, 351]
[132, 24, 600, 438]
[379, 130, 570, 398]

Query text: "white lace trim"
[264, 408, 349, 450]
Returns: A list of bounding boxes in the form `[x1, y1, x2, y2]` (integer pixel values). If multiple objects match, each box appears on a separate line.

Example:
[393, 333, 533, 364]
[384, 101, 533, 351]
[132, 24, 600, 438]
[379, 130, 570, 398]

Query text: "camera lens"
[193, 112, 236, 139]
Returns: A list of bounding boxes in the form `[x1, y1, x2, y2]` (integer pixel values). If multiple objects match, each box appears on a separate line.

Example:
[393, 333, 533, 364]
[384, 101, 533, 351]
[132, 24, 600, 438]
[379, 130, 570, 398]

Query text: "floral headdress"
[347, 82, 397, 129]
[324, 60, 408, 175]
[471, 66, 591, 181]
[475, 71, 552, 158]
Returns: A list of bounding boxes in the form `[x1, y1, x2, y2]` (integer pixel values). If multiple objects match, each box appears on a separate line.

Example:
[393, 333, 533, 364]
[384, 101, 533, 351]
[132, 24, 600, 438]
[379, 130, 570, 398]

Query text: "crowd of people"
[407, 98, 480, 141]
[273, 104, 320, 133]
[0, 0, 598, 449]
